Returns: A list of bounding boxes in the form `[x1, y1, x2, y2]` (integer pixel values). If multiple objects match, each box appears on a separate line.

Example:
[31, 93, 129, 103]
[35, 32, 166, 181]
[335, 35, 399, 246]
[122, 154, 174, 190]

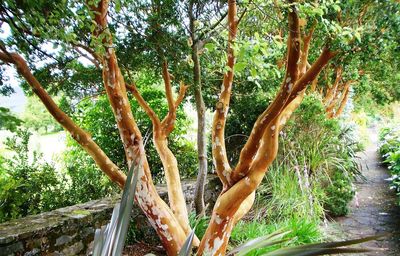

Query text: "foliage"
[189, 212, 211, 241]
[0, 129, 67, 223]
[379, 126, 400, 203]
[278, 94, 361, 217]
[324, 170, 355, 217]
[64, 84, 197, 185]
[221, 94, 363, 254]
[0, 0, 397, 254]
[0, 107, 22, 132]
[63, 149, 118, 204]
[255, 166, 325, 223]
[230, 216, 322, 255]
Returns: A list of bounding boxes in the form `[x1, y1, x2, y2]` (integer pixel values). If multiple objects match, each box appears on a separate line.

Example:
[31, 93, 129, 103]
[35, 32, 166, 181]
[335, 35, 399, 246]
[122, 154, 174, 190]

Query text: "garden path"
[324, 127, 400, 255]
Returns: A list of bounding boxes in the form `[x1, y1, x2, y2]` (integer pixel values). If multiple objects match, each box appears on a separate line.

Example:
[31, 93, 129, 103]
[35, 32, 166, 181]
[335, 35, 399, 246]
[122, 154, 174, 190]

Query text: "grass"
[229, 216, 322, 255]
[188, 212, 211, 240]
[254, 166, 325, 223]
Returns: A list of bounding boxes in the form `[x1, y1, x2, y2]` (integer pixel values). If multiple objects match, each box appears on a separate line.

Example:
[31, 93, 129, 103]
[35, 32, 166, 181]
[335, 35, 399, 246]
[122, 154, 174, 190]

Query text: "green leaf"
[251, 68, 257, 77]
[204, 43, 216, 52]
[234, 62, 247, 72]
[354, 31, 361, 43]
[332, 4, 341, 12]
[262, 235, 383, 256]
[228, 229, 291, 256]
[115, 0, 122, 12]
[92, 160, 141, 256]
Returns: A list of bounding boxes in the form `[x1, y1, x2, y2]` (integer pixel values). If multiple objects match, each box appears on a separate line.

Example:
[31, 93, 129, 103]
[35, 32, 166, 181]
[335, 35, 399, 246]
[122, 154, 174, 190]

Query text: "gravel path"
[324, 128, 400, 255]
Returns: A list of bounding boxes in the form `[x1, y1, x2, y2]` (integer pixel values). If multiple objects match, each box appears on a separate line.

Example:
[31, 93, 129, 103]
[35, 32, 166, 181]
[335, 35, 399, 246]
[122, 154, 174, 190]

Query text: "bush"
[324, 170, 356, 217]
[0, 129, 67, 223]
[227, 94, 362, 255]
[65, 90, 197, 187]
[379, 126, 400, 201]
[277, 94, 361, 217]
[255, 166, 325, 223]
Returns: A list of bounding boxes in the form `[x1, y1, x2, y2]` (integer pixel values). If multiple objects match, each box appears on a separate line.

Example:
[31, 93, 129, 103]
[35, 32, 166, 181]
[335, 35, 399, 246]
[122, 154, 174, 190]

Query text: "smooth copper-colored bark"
[323, 66, 342, 105]
[1, 0, 339, 254]
[330, 80, 352, 118]
[211, 0, 238, 188]
[126, 65, 197, 243]
[230, 2, 302, 183]
[90, 1, 188, 254]
[198, 1, 336, 255]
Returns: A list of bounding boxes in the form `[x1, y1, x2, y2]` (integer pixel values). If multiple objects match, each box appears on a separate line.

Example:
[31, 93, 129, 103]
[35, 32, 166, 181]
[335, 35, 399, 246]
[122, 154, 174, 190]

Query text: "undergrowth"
[230, 216, 321, 255]
[379, 125, 400, 203]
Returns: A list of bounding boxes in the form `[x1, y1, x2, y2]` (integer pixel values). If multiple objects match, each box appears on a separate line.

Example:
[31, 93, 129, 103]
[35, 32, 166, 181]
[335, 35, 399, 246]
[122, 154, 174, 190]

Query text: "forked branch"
[126, 64, 194, 243]
[126, 83, 161, 127]
[90, 1, 190, 252]
[231, 1, 302, 183]
[161, 62, 189, 135]
[330, 80, 353, 118]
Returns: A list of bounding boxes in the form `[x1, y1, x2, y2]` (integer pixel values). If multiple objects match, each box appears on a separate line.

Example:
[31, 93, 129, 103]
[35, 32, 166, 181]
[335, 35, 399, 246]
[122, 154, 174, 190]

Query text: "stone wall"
[0, 177, 221, 256]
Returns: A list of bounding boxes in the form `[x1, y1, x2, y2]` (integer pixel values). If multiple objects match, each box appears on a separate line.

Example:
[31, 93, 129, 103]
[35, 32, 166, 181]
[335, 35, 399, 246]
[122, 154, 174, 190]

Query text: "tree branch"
[323, 66, 342, 105]
[231, 1, 301, 183]
[74, 46, 100, 68]
[299, 20, 316, 76]
[333, 81, 352, 118]
[89, 1, 190, 251]
[162, 60, 175, 114]
[0, 51, 126, 187]
[211, 0, 238, 188]
[286, 0, 301, 82]
[292, 48, 337, 96]
[126, 83, 161, 127]
[73, 42, 103, 64]
[160, 61, 189, 135]
[174, 81, 189, 108]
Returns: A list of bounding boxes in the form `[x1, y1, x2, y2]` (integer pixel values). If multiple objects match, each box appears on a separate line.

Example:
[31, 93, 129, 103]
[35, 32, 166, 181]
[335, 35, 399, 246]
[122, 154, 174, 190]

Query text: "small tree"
[4, 0, 379, 255]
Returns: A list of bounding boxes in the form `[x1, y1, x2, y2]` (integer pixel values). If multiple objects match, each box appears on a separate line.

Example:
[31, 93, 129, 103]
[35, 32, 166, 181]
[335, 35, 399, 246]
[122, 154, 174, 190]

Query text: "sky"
[0, 22, 27, 114]
[0, 67, 27, 114]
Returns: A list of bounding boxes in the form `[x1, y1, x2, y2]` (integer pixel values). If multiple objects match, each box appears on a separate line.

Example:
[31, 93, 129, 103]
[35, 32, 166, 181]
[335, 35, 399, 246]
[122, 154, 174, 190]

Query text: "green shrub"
[379, 126, 400, 201]
[65, 91, 197, 187]
[275, 94, 360, 217]
[63, 151, 118, 204]
[0, 129, 67, 223]
[379, 127, 400, 157]
[386, 151, 400, 194]
[324, 170, 355, 217]
[255, 166, 325, 223]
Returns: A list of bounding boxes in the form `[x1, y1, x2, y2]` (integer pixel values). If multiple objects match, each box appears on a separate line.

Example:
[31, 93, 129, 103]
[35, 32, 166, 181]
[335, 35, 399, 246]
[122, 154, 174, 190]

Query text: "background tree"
[21, 96, 62, 133]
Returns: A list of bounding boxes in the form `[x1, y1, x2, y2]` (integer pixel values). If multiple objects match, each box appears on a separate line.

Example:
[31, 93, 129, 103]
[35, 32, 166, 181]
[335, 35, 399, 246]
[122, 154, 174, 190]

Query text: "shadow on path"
[324, 127, 400, 255]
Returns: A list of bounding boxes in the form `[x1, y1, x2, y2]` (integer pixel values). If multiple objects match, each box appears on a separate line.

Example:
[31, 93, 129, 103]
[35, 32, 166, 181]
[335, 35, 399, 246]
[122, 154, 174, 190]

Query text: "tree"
[21, 96, 62, 133]
[1, 0, 396, 255]
[310, 64, 355, 119]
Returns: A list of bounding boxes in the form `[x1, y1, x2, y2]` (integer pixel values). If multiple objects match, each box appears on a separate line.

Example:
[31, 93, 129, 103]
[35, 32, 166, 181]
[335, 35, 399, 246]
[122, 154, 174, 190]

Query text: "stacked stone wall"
[0, 177, 221, 255]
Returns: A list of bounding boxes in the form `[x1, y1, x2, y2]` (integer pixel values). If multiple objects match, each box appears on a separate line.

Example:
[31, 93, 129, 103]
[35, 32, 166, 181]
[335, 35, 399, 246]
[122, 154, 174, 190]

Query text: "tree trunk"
[192, 42, 208, 215]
